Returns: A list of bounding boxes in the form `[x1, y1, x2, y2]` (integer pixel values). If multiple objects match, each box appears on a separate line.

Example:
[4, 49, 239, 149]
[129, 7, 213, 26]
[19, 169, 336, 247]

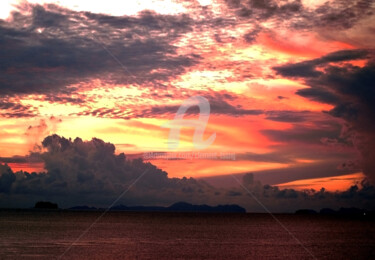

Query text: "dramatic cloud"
[274, 48, 375, 182]
[262, 120, 342, 144]
[265, 110, 323, 123]
[273, 49, 370, 78]
[25, 116, 62, 152]
[223, 0, 375, 31]
[0, 3, 197, 97]
[1, 135, 374, 212]
[0, 0, 374, 205]
[0, 135, 218, 208]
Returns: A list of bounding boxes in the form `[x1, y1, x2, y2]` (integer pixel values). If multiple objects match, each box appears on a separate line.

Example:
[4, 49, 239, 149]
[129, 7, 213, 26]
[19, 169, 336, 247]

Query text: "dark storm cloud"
[303, 62, 375, 116]
[274, 62, 323, 78]
[0, 3, 197, 97]
[296, 88, 340, 104]
[0, 135, 374, 212]
[274, 49, 374, 117]
[0, 164, 16, 193]
[273, 49, 370, 78]
[273, 49, 375, 182]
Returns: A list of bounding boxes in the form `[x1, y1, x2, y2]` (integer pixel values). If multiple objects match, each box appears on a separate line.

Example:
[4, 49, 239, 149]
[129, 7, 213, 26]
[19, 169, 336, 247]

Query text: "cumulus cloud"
[24, 116, 62, 152]
[0, 135, 374, 212]
[0, 135, 219, 208]
[0, 164, 16, 193]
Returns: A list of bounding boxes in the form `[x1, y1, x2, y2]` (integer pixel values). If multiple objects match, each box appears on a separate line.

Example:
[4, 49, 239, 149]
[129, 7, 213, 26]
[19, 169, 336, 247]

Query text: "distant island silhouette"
[34, 201, 59, 209]
[25, 202, 374, 216]
[295, 207, 375, 218]
[68, 202, 246, 213]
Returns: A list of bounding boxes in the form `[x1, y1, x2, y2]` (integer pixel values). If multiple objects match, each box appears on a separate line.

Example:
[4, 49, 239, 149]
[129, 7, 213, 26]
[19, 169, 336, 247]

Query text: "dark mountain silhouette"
[68, 206, 97, 211]
[295, 207, 375, 218]
[319, 208, 337, 215]
[295, 209, 317, 215]
[338, 207, 366, 215]
[318, 207, 367, 216]
[166, 202, 246, 213]
[68, 202, 246, 213]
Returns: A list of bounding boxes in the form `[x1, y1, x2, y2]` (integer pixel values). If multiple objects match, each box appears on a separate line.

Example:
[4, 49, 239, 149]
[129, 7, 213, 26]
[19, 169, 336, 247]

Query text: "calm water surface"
[0, 210, 374, 259]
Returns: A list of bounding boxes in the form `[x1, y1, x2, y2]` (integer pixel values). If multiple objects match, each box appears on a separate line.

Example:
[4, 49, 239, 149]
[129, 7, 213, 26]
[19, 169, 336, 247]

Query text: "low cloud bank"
[0, 135, 374, 212]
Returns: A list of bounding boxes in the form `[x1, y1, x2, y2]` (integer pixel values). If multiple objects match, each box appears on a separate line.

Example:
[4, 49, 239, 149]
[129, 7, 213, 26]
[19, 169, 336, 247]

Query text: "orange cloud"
[258, 31, 354, 59]
[277, 172, 365, 192]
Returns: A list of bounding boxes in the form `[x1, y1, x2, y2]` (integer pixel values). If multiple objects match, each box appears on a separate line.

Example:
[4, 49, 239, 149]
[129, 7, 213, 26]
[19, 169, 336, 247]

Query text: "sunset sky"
[0, 0, 375, 210]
